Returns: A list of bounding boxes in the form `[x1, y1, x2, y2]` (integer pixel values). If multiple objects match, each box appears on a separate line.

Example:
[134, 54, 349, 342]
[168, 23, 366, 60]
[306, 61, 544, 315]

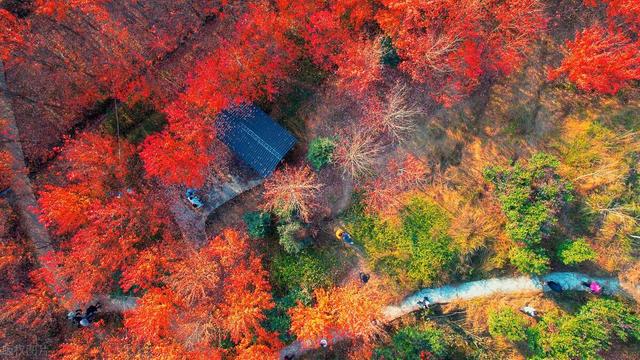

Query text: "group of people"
[521, 279, 603, 318]
[67, 303, 101, 328]
[544, 280, 602, 295]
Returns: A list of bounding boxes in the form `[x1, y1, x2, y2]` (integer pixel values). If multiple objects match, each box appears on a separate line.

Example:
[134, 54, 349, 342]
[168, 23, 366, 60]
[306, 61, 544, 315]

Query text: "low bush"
[373, 324, 449, 359]
[527, 299, 640, 359]
[484, 153, 573, 274]
[557, 238, 596, 265]
[488, 307, 527, 342]
[243, 211, 272, 239]
[277, 221, 304, 254]
[345, 194, 457, 288]
[509, 247, 550, 275]
[270, 249, 337, 292]
[306, 137, 335, 171]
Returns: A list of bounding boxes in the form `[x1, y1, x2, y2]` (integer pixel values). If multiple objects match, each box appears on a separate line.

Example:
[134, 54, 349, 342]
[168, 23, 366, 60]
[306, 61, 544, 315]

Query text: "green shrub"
[380, 36, 401, 68]
[484, 153, 573, 247]
[306, 137, 335, 170]
[485, 153, 573, 274]
[243, 211, 272, 239]
[527, 299, 640, 359]
[263, 288, 312, 344]
[373, 324, 449, 359]
[508, 247, 550, 275]
[277, 221, 304, 254]
[557, 238, 596, 265]
[488, 308, 527, 342]
[270, 249, 336, 291]
[344, 194, 457, 288]
[402, 197, 458, 285]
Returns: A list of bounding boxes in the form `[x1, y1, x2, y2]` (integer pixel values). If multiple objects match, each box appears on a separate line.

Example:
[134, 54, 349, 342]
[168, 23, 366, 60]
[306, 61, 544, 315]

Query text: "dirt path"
[279, 272, 631, 359]
[382, 272, 624, 320]
[1, 61, 79, 308]
[2, 62, 142, 311]
[1, 62, 53, 258]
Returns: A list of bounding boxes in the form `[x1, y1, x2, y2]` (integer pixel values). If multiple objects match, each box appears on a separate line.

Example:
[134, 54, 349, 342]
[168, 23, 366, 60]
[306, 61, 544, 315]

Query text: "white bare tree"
[378, 82, 422, 143]
[335, 128, 384, 179]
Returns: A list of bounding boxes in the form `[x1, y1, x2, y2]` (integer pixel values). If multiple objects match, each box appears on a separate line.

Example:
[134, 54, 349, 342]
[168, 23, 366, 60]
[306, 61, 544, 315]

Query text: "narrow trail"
[382, 272, 626, 320]
[1, 62, 54, 261]
[0, 61, 76, 308]
[279, 272, 634, 359]
[2, 62, 136, 311]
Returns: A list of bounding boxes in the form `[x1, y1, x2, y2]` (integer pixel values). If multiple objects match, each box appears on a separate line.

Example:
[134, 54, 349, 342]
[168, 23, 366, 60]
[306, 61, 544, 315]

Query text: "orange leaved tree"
[289, 279, 391, 354]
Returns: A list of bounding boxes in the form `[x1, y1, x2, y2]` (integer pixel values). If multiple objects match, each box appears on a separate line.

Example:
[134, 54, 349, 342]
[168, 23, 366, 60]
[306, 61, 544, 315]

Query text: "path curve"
[280, 272, 632, 359]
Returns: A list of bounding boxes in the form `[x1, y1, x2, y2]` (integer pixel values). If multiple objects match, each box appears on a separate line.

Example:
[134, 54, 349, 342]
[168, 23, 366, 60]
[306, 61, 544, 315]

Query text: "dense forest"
[1, 0, 640, 359]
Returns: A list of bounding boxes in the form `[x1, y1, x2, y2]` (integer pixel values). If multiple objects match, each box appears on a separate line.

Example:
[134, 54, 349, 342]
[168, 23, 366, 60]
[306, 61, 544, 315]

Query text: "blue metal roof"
[216, 104, 296, 178]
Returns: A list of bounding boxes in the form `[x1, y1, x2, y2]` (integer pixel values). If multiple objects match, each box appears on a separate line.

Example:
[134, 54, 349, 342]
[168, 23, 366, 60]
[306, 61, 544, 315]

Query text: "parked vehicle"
[185, 189, 204, 209]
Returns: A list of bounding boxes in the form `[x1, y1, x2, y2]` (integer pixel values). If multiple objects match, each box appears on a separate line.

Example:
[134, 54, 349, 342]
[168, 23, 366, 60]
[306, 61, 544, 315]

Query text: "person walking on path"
[520, 304, 538, 318]
[359, 272, 370, 284]
[417, 296, 431, 310]
[581, 281, 602, 294]
[546, 281, 563, 293]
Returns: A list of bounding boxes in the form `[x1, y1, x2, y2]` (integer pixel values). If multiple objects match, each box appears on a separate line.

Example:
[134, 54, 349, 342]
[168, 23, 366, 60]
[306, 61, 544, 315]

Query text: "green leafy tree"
[488, 307, 527, 341]
[271, 250, 336, 291]
[484, 153, 573, 274]
[243, 211, 272, 239]
[509, 247, 550, 275]
[277, 221, 304, 254]
[373, 324, 449, 359]
[557, 238, 596, 265]
[401, 196, 458, 285]
[306, 137, 335, 171]
[380, 36, 401, 68]
[527, 299, 640, 360]
[344, 194, 457, 288]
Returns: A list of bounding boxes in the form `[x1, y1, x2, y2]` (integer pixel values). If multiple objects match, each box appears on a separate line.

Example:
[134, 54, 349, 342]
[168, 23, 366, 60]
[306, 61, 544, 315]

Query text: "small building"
[216, 104, 297, 178]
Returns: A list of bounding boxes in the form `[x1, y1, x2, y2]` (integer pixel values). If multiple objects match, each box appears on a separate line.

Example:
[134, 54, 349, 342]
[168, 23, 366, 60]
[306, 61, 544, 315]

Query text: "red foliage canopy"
[586, 0, 640, 33]
[289, 279, 390, 354]
[549, 25, 640, 94]
[376, 0, 547, 106]
[140, 102, 215, 188]
[0, 9, 26, 62]
[183, 3, 297, 114]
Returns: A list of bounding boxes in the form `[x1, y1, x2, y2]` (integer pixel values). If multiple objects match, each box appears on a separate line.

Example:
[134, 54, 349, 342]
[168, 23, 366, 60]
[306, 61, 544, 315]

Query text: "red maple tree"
[140, 101, 215, 188]
[586, 0, 640, 33]
[376, 0, 547, 106]
[289, 279, 390, 354]
[0, 9, 26, 62]
[183, 3, 297, 114]
[549, 25, 640, 94]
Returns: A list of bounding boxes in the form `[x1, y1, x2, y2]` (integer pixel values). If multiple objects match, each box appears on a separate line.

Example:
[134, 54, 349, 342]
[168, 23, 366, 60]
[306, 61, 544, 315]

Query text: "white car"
[185, 189, 204, 209]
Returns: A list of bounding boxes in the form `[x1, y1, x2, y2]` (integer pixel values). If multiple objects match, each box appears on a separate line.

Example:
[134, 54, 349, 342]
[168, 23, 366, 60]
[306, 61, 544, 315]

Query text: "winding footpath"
[279, 272, 634, 359]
